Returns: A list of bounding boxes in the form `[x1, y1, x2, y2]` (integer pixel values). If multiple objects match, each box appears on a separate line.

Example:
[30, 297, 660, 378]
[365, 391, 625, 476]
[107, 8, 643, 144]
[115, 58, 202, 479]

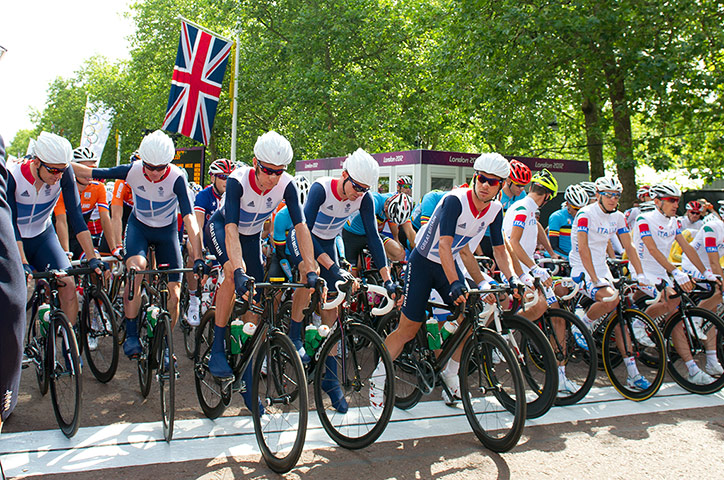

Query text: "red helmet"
[209, 158, 235, 176]
[509, 160, 531, 185]
[686, 200, 702, 213]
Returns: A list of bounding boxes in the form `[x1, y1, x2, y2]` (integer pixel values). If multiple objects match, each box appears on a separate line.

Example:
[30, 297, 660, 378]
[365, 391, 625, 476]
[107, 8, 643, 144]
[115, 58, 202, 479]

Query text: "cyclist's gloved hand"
[449, 280, 467, 300]
[383, 279, 399, 298]
[672, 269, 690, 286]
[305, 271, 319, 288]
[704, 268, 718, 282]
[234, 268, 252, 297]
[530, 265, 550, 282]
[636, 273, 653, 287]
[23, 264, 33, 276]
[507, 275, 526, 295]
[88, 257, 106, 272]
[193, 259, 207, 276]
[519, 273, 535, 288]
[111, 245, 124, 260]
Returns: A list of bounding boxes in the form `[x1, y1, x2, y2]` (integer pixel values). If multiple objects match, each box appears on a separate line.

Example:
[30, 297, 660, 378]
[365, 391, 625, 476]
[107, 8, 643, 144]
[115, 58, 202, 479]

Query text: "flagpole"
[230, 30, 240, 163]
[175, 16, 233, 43]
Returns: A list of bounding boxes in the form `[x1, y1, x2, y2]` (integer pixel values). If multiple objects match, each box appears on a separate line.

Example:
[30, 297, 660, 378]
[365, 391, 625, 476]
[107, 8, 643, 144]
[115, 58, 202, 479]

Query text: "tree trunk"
[581, 95, 604, 180]
[603, 62, 636, 210]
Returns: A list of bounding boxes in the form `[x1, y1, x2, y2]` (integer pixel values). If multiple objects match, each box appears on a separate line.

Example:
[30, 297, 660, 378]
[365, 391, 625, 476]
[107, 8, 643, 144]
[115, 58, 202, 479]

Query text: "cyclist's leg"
[382, 236, 405, 263]
[122, 216, 150, 356]
[286, 229, 317, 361]
[341, 229, 366, 277]
[152, 224, 184, 327]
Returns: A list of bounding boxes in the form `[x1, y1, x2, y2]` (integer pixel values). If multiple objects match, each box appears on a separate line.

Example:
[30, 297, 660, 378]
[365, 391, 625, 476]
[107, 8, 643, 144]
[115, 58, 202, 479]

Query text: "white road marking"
[2, 383, 723, 477]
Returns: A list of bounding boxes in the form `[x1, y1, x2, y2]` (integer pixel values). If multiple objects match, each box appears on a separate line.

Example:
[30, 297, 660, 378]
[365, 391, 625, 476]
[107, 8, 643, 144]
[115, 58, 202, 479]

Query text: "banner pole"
[230, 32, 240, 163]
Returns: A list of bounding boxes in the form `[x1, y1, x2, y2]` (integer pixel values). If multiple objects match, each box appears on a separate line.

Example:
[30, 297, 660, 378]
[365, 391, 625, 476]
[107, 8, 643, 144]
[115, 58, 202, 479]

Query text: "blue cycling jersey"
[344, 191, 392, 235]
[411, 190, 445, 230]
[548, 206, 574, 257]
[194, 185, 222, 230]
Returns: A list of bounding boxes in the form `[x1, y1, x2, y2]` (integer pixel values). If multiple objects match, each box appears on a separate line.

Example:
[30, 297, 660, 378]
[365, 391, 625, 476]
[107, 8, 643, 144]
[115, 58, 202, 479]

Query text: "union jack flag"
[162, 21, 232, 145]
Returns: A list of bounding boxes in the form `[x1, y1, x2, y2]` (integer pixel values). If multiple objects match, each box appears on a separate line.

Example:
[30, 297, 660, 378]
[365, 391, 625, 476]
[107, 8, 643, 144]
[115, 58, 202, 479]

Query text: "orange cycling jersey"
[111, 179, 134, 207]
[54, 181, 109, 235]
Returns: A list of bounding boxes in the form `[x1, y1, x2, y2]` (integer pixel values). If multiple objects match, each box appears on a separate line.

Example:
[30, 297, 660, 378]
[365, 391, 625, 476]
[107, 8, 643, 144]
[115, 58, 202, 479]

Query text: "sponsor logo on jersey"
[248, 201, 255, 207]
[21, 191, 30, 197]
[138, 185, 146, 192]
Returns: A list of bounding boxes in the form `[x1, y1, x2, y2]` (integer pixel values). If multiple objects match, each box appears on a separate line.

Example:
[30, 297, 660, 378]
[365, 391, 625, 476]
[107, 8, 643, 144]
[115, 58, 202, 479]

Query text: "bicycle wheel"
[313, 323, 395, 449]
[137, 289, 153, 398]
[28, 296, 49, 395]
[48, 311, 82, 438]
[601, 309, 665, 401]
[82, 289, 119, 383]
[193, 308, 228, 419]
[663, 308, 724, 394]
[376, 310, 423, 410]
[252, 331, 308, 474]
[501, 314, 557, 418]
[539, 308, 598, 406]
[157, 313, 175, 442]
[460, 328, 526, 452]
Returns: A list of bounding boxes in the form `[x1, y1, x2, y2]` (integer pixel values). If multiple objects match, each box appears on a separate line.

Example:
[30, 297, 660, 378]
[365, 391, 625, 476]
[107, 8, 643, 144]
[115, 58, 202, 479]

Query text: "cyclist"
[396, 175, 412, 196]
[287, 148, 399, 412]
[72, 130, 204, 359]
[204, 131, 319, 412]
[411, 189, 446, 231]
[624, 185, 651, 231]
[8, 132, 105, 327]
[679, 200, 704, 232]
[0, 133, 27, 431]
[548, 184, 589, 260]
[343, 191, 412, 269]
[568, 175, 653, 391]
[185, 158, 236, 326]
[54, 147, 115, 259]
[373, 153, 522, 407]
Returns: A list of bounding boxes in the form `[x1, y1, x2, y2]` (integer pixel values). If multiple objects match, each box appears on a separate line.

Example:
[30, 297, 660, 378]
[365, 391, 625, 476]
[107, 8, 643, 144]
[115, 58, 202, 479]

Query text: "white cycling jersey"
[416, 188, 503, 264]
[308, 177, 365, 240]
[503, 195, 538, 269]
[682, 218, 724, 274]
[569, 202, 629, 281]
[125, 161, 188, 228]
[221, 166, 292, 235]
[678, 215, 703, 233]
[634, 208, 681, 280]
[8, 161, 65, 238]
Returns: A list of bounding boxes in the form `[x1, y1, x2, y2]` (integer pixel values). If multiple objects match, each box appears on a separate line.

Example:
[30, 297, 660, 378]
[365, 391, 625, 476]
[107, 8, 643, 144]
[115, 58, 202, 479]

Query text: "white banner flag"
[80, 100, 114, 159]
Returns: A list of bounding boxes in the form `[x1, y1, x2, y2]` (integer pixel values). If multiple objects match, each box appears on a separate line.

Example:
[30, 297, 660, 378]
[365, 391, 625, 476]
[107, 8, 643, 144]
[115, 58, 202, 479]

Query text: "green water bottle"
[37, 304, 51, 336]
[305, 325, 321, 353]
[426, 318, 441, 350]
[230, 320, 244, 354]
[146, 306, 160, 337]
[441, 320, 458, 342]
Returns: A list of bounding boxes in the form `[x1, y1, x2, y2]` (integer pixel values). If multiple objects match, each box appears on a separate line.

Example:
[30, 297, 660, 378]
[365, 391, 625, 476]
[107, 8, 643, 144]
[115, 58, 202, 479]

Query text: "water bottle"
[426, 318, 441, 350]
[305, 325, 322, 353]
[280, 259, 293, 280]
[37, 303, 51, 336]
[146, 306, 160, 337]
[441, 320, 458, 342]
[230, 320, 244, 354]
[241, 322, 256, 344]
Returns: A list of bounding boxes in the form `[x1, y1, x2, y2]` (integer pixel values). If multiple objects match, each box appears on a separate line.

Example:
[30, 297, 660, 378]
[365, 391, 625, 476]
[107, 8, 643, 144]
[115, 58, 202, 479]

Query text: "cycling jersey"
[411, 190, 445, 230]
[548, 206, 574, 257]
[503, 196, 539, 262]
[569, 202, 629, 281]
[344, 191, 392, 235]
[111, 179, 134, 207]
[416, 188, 504, 264]
[624, 206, 641, 231]
[272, 205, 293, 253]
[682, 218, 724, 276]
[8, 160, 87, 240]
[220, 166, 300, 236]
[305, 177, 364, 240]
[53, 181, 108, 229]
[634, 208, 681, 280]
[482, 188, 524, 240]
[194, 184, 222, 230]
[92, 162, 192, 228]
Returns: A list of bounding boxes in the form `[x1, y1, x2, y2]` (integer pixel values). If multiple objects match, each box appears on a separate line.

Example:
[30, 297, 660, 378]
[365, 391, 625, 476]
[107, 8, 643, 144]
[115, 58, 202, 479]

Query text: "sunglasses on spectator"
[257, 163, 285, 176]
[39, 159, 67, 175]
[475, 173, 502, 187]
[214, 174, 229, 180]
[662, 196, 680, 203]
[599, 191, 621, 199]
[347, 175, 369, 193]
[143, 162, 167, 172]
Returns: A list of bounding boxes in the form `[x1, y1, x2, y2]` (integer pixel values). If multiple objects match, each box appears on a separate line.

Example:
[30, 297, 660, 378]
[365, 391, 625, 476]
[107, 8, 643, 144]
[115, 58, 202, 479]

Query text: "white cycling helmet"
[254, 130, 293, 166]
[473, 152, 510, 179]
[639, 201, 656, 213]
[34, 132, 72, 165]
[73, 146, 99, 164]
[342, 148, 379, 187]
[649, 183, 681, 199]
[386, 192, 413, 224]
[594, 176, 623, 193]
[564, 184, 589, 208]
[139, 130, 175, 166]
[293, 175, 311, 205]
[579, 181, 597, 198]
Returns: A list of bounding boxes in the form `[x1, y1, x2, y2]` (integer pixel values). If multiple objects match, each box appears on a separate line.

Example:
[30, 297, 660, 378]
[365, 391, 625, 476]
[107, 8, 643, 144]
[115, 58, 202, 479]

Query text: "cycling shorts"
[24, 226, 72, 272]
[124, 215, 183, 282]
[401, 249, 464, 323]
[287, 228, 343, 292]
[205, 214, 264, 283]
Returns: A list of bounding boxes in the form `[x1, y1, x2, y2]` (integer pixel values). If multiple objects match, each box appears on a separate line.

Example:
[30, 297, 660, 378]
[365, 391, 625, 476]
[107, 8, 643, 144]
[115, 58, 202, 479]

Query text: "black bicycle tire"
[158, 313, 175, 442]
[48, 311, 82, 438]
[137, 288, 153, 398]
[82, 289, 119, 383]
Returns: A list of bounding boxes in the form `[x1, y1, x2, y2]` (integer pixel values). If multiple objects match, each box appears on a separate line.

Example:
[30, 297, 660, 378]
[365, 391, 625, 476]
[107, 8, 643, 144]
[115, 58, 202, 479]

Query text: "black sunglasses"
[475, 172, 502, 187]
[143, 162, 167, 172]
[39, 159, 67, 175]
[257, 163, 285, 176]
[347, 175, 369, 193]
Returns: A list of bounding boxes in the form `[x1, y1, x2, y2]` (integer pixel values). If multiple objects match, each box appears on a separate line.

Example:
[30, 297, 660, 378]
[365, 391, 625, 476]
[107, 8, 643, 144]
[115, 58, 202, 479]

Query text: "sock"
[443, 358, 460, 377]
[706, 351, 719, 367]
[685, 359, 699, 376]
[125, 318, 138, 338]
[558, 365, 566, 380]
[322, 356, 348, 413]
[624, 356, 639, 378]
[212, 325, 227, 354]
[289, 319, 303, 342]
[581, 314, 593, 327]
[240, 362, 264, 414]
